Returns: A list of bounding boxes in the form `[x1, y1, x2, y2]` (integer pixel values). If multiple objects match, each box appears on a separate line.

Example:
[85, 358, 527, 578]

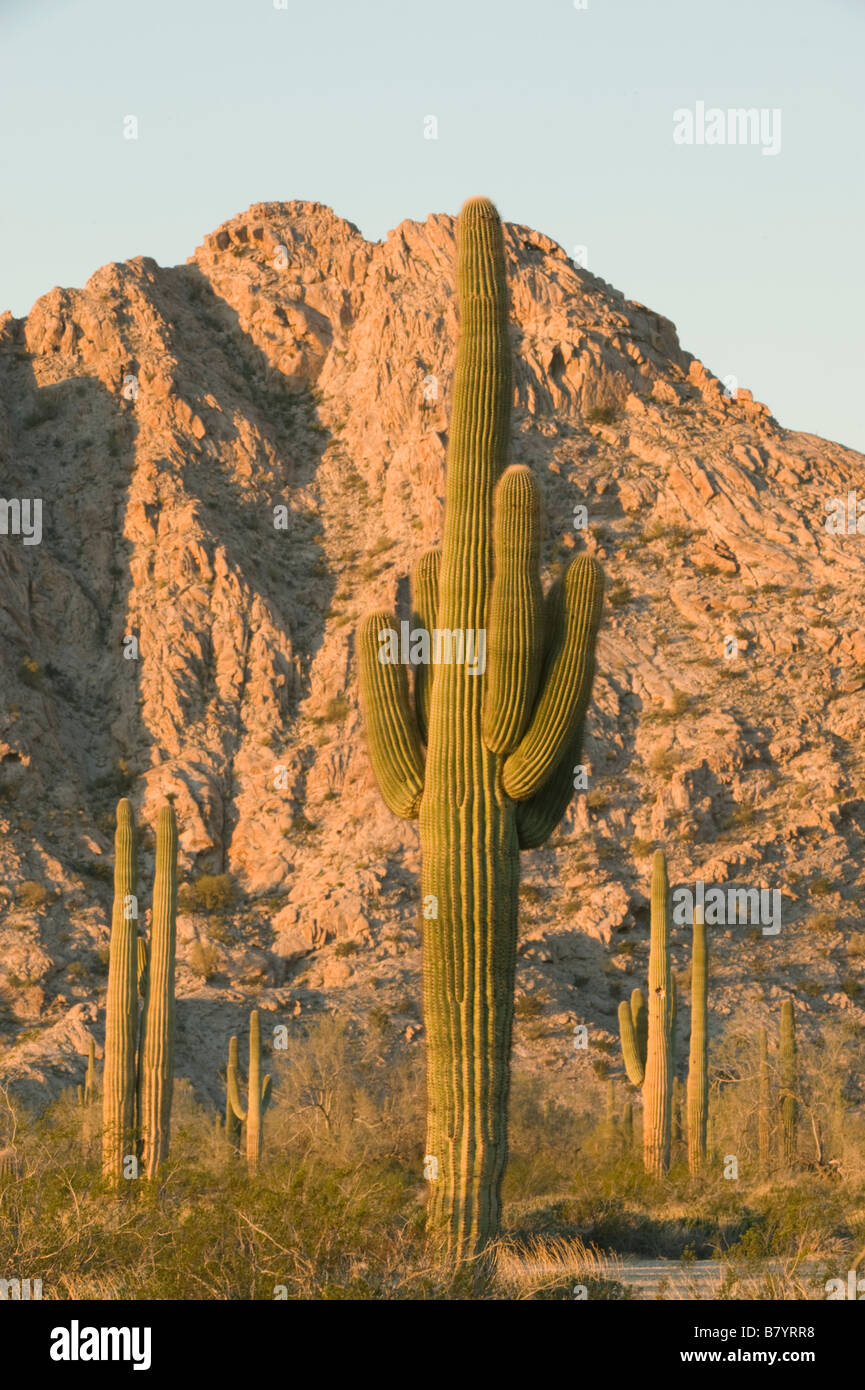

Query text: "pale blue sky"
[1, 0, 862, 449]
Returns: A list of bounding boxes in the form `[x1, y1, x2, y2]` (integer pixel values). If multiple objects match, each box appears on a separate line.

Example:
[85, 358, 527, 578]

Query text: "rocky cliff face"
[0, 200, 862, 1105]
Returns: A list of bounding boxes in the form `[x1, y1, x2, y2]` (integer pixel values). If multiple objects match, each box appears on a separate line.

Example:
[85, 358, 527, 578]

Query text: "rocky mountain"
[0, 200, 862, 1107]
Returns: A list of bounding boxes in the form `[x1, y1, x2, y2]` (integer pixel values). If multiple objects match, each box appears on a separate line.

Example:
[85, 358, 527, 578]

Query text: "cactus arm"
[101, 798, 138, 1181]
[410, 549, 440, 744]
[482, 465, 543, 755]
[618, 999, 646, 1087]
[139, 805, 178, 1181]
[502, 555, 603, 801]
[226, 1036, 247, 1124]
[515, 719, 585, 850]
[643, 850, 673, 1177]
[261, 1074, 272, 1113]
[358, 609, 425, 818]
[630, 986, 648, 1067]
[686, 907, 708, 1175]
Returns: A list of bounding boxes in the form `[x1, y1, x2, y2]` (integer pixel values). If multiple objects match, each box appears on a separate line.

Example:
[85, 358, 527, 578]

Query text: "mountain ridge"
[0, 199, 862, 1106]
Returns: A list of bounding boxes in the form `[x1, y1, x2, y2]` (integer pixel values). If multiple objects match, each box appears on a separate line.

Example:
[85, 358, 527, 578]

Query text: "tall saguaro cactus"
[780, 1000, 797, 1169]
[643, 851, 673, 1177]
[138, 806, 178, 1180]
[101, 798, 178, 1183]
[102, 799, 138, 1179]
[686, 905, 708, 1175]
[616, 851, 674, 1175]
[358, 197, 604, 1257]
[226, 1010, 272, 1174]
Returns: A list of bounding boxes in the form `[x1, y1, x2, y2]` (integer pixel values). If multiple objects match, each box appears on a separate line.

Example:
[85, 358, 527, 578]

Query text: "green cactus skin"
[0, 1147, 16, 1180]
[138, 805, 177, 1181]
[101, 799, 138, 1181]
[780, 1000, 797, 1169]
[618, 987, 646, 1087]
[686, 906, 708, 1175]
[225, 1036, 243, 1156]
[357, 197, 603, 1257]
[758, 1026, 770, 1173]
[643, 850, 673, 1177]
[227, 1010, 272, 1174]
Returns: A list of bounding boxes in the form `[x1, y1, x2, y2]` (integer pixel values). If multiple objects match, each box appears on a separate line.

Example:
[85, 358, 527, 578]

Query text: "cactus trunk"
[643, 850, 673, 1177]
[686, 906, 708, 1175]
[138, 805, 177, 1180]
[101, 799, 138, 1181]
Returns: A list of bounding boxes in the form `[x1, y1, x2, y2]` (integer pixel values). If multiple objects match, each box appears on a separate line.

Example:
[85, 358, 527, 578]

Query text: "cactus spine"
[643, 850, 673, 1177]
[757, 1026, 770, 1173]
[138, 806, 177, 1180]
[101, 798, 177, 1183]
[358, 197, 603, 1257]
[101, 799, 138, 1180]
[686, 906, 708, 1175]
[226, 1010, 272, 1174]
[780, 1000, 797, 1169]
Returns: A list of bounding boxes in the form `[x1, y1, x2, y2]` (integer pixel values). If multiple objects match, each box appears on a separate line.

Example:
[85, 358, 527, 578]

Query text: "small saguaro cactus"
[686, 905, 708, 1175]
[224, 1036, 243, 1156]
[80, 1037, 97, 1106]
[757, 1026, 771, 1173]
[101, 798, 178, 1184]
[357, 196, 604, 1257]
[672, 1075, 684, 1148]
[226, 1010, 272, 1174]
[617, 850, 674, 1176]
[622, 1101, 634, 1150]
[138, 805, 178, 1180]
[779, 1000, 797, 1169]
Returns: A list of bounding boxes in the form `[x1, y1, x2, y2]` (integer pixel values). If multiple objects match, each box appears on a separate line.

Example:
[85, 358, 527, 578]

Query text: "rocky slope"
[0, 200, 862, 1108]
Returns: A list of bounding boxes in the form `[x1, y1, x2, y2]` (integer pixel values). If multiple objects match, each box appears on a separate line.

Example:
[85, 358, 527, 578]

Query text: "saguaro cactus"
[616, 852, 674, 1175]
[101, 799, 138, 1180]
[224, 1036, 243, 1156]
[358, 197, 604, 1257]
[226, 1010, 272, 1174]
[81, 1037, 97, 1106]
[138, 806, 178, 1180]
[643, 851, 673, 1177]
[757, 1026, 770, 1173]
[686, 905, 708, 1175]
[780, 1000, 797, 1169]
[101, 798, 178, 1183]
